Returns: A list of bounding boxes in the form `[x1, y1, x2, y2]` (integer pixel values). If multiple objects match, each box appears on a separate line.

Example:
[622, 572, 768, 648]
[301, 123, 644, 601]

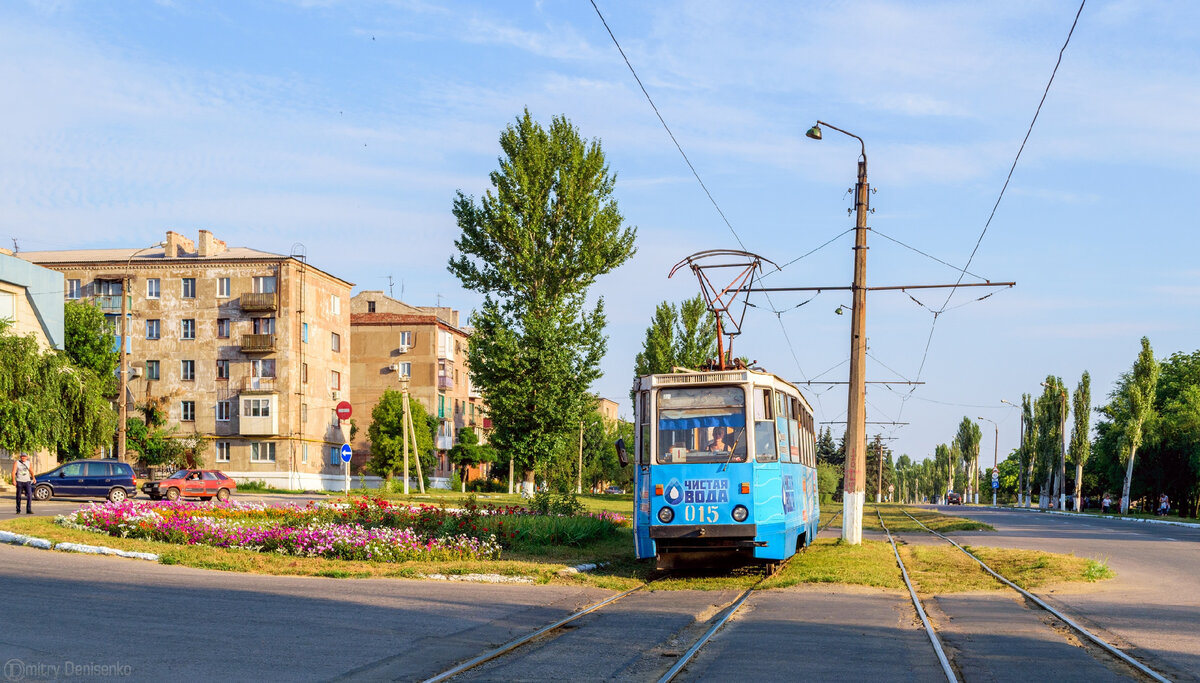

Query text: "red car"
[142, 469, 237, 502]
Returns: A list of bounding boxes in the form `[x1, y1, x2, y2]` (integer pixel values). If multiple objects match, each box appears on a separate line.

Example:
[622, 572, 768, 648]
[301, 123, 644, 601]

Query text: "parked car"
[605, 486, 625, 495]
[142, 469, 237, 501]
[33, 459, 138, 503]
[946, 492, 963, 505]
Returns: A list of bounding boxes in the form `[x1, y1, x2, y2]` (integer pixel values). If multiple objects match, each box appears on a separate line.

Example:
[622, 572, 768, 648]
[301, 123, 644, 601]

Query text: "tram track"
[877, 505, 1173, 683]
[421, 555, 796, 682]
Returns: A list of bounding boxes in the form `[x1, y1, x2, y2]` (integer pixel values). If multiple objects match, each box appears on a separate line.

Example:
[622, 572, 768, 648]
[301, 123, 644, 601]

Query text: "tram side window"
[807, 413, 816, 467]
[775, 391, 791, 460]
[754, 387, 777, 462]
[639, 391, 651, 465]
[788, 397, 801, 463]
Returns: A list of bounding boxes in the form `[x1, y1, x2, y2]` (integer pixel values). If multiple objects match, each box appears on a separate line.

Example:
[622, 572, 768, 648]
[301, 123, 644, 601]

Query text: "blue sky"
[3, 0, 1198, 465]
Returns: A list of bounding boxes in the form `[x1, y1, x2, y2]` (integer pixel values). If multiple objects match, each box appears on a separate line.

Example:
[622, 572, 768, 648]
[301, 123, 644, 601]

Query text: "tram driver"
[706, 427, 730, 453]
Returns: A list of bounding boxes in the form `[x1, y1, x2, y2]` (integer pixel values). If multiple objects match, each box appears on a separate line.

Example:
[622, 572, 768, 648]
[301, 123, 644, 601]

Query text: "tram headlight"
[731, 505, 749, 523]
[657, 506, 675, 523]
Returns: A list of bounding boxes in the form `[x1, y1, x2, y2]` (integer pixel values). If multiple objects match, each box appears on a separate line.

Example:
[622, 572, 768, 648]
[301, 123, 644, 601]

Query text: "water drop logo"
[664, 479, 684, 506]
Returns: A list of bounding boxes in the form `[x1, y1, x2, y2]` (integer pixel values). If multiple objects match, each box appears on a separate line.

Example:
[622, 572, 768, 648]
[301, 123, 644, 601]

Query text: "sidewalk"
[974, 503, 1200, 530]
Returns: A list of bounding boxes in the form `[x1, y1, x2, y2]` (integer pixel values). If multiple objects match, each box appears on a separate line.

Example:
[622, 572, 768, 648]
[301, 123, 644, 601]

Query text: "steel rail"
[897, 508, 1172, 683]
[875, 507, 959, 683]
[421, 582, 652, 683]
[656, 559, 791, 683]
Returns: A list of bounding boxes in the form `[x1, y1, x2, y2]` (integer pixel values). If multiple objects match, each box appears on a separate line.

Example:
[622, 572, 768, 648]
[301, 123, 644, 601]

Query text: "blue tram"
[625, 368, 820, 569]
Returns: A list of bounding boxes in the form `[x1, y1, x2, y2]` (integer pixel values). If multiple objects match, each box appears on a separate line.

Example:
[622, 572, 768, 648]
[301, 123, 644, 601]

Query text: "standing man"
[12, 454, 35, 514]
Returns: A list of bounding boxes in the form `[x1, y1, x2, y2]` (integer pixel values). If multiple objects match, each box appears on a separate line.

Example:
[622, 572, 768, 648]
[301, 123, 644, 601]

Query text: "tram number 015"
[683, 505, 720, 523]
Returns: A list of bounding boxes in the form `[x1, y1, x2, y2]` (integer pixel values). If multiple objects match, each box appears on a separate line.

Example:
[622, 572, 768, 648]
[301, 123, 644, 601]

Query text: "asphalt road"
[914, 505, 1200, 681]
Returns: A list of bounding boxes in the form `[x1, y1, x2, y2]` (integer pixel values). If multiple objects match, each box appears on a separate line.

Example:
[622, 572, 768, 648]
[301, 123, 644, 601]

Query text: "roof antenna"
[387, 275, 394, 298]
[10, 238, 18, 253]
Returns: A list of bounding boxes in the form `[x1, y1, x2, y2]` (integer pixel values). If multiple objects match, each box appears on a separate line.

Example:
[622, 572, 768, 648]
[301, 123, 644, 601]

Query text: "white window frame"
[217, 318, 230, 338]
[67, 279, 82, 299]
[331, 331, 341, 352]
[182, 278, 196, 299]
[252, 276, 276, 294]
[397, 362, 411, 377]
[330, 370, 341, 390]
[242, 397, 271, 418]
[302, 444, 308, 463]
[398, 330, 413, 348]
[218, 277, 230, 298]
[145, 319, 160, 340]
[145, 360, 159, 381]
[181, 318, 196, 340]
[181, 400, 195, 422]
[216, 400, 231, 422]
[330, 295, 340, 315]
[250, 359, 275, 378]
[181, 360, 195, 381]
[250, 442, 276, 463]
[215, 441, 230, 462]
[146, 278, 160, 299]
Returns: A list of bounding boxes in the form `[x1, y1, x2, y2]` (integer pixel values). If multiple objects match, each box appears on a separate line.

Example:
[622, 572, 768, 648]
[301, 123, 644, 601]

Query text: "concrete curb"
[556, 562, 608, 576]
[971, 504, 1200, 530]
[0, 529, 159, 561]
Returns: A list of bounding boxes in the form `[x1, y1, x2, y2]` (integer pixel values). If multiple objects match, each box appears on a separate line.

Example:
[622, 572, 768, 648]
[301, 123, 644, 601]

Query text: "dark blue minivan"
[33, 459, 138, 503]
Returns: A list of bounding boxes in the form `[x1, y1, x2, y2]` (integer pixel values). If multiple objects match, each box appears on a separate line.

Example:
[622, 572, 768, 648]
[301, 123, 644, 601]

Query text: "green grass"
[762, 538, 904, 590]
[237, 480, 332, 495]
[868, 504, 994, 533]
[968, 546, 1115, 589]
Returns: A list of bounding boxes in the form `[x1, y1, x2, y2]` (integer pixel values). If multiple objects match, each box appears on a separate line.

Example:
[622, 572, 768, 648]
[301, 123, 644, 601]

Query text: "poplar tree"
[1069, 371, 1091, 511]
[1105, 338, 1159, 514]
[954, 417, 982, 503]
[449, 110, 637, 494]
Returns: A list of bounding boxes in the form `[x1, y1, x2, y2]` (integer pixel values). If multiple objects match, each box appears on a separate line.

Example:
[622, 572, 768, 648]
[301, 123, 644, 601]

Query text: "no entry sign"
[336, 401, 352, 421]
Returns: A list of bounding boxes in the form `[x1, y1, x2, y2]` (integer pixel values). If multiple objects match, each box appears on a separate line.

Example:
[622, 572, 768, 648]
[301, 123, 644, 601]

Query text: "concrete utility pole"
[806, 122, 870, 544]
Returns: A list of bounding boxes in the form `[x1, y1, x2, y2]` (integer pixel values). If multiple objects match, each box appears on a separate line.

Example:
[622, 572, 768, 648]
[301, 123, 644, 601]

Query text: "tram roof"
[641, 369, 812, 413]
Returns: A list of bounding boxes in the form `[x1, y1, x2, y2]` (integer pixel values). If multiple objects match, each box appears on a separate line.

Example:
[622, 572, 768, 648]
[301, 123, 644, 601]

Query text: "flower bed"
[57, 497, 625, 562]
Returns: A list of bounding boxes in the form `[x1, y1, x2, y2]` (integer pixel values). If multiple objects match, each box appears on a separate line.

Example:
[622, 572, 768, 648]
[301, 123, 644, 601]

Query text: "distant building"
[22, 230, 354, 489]
[0, 247, 64, 349]
[595, 396, 621, 425]
[350, 291, 489, 486]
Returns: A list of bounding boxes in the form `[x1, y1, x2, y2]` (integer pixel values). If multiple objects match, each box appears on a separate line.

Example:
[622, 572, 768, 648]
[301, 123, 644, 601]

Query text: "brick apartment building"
[22, 230, 354, 489]
[350, 291, 488, 485]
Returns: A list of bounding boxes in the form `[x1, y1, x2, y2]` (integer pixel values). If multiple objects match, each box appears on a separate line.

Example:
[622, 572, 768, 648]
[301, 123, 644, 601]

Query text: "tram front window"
[657, 386, 747, 464]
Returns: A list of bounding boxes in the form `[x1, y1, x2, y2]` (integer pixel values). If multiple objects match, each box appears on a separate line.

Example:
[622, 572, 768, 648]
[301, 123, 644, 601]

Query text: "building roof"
[20, 246, 285, 264]
[351, 312, 470, 336]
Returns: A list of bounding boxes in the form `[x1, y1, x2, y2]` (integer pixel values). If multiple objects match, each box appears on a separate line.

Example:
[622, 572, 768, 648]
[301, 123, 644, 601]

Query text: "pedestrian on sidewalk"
[12, 454, 35, 514]
[1101, 492, 1111, 514]
[1157, 493, 1170, 517]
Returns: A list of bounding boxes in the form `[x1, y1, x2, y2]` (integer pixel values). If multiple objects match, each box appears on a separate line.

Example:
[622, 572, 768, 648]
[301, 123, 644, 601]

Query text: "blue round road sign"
[340, 443, 352, 463]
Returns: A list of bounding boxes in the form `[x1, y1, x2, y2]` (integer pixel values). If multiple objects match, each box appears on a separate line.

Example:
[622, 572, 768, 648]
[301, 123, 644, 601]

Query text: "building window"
[330, 295, 340, 315]
[218, 277, 230, 298]
[251, 359, 275, 378]
[217, 318, 230, 338]
[145, 319, 160, 340]
[253, 317, 275, 335]
[398, 330, 413, 349]
[182, 278, 196, 299]
[216, 400, 231, 422]
[301, 403, 308, 424]
[253, 276, 276, 294]
[181, 360, 195, 381]
[215, 441, 230, 462]
[243, 398, 271, 417]
[145, 360, 160, 381]
[438, 394, 445, 419]
[181, 401, 195, 422]
[329, 445, 342, 465]
[396, 362, 411, 377]
[301, 444, 308, 463]
[216, 359, 229, 380]
[331, 409, 340, 427]
[330, 370, 341, 390]
[301, 363, 308, 384]
[181, 319, 196, 340]
[302, 323, 308, 343]
[367, 301, 376, 313]
[331, 332, 341, 352]
[251, 442, 275, 463]
[66, 279, 82, 299]
[146, 278, 160, 299]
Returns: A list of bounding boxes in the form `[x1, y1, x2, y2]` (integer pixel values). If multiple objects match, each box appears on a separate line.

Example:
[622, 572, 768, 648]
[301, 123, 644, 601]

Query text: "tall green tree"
[1069, 371, 1091, 511]
[1035, 377, 1065, 507]
[1021, 393, 1036, 507]
[633, 302, 676, 380]
[449, 110, 637, 494]
[1105, 337, 1160, 514]
[63, 300, 118, 392]
[632, 294, 716, 397]
[954, 417, 982, 503]
[448, 426, 494, 492]
[367, 389, 435, 489]
[815, 426, 841, 466]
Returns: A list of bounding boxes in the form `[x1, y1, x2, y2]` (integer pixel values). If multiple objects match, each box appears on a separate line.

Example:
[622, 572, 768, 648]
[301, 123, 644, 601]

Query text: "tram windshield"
[656, 386, 747, 464]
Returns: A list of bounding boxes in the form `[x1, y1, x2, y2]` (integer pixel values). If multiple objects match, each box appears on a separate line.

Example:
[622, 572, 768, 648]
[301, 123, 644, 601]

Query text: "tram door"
[634, 389, 654, 559]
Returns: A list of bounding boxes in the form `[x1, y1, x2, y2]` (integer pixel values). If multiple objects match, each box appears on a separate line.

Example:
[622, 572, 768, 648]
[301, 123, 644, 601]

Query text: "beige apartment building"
[350, 291, 488, 485]
[22, 230, 354, 489]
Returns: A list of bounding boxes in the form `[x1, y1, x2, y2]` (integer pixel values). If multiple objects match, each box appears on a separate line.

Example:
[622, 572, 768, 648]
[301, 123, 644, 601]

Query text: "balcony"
[240, 376, 277, 393]
[240, 334, 276, 353]
[438, 375, 454, 391]
[240, 292, 278, 312]
[95, 295, 132, 312]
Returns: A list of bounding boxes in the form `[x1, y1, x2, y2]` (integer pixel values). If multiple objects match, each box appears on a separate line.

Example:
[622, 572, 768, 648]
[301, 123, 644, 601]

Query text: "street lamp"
[807, 119, 869, 545]
[977, 416, 999, 506]
[1041, 381, 1068, 510]
[117, 241, 166, 462]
